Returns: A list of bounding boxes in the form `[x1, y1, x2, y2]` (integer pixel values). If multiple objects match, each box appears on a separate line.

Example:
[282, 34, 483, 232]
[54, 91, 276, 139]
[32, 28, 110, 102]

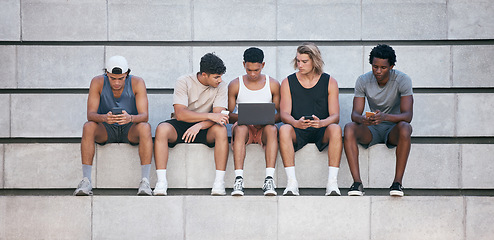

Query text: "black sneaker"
[231, 176, 244, 196]
[390, 182, 404, 197]
[262, 176, 277, 196]
[348, 182, 364, 196]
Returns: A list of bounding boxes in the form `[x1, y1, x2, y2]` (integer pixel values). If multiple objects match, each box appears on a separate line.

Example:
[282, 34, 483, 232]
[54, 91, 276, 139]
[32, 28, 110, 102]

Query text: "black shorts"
[162, 119, 215, 148]
[98, 122, 137, 146]
[293, 127, 328, 152]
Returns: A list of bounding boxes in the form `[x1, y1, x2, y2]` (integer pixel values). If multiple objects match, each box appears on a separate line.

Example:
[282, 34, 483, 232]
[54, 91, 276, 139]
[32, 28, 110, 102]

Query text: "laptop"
[237, 103, 275, 125]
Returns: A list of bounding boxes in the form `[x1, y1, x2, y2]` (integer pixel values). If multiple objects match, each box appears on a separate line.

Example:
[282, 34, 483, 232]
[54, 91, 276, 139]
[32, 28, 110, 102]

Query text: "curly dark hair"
[200, 53, 226, 75]
[243, 47, 264, 63]
[369, 44, 396, 66]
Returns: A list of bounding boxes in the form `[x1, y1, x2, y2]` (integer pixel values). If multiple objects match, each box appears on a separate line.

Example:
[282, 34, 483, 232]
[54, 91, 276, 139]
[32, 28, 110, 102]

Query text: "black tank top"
[288, 73, 330, 120]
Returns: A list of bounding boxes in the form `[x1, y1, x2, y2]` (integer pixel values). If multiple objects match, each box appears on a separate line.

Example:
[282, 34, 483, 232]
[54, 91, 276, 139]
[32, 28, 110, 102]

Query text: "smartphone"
[111, 107, 123, 115]
[303, 115, 314, 120]
[365, 111, 375, 118]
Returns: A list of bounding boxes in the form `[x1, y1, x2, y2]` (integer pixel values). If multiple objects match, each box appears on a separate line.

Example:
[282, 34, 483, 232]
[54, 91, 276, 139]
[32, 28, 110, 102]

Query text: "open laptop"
[237, 103, 275, 125]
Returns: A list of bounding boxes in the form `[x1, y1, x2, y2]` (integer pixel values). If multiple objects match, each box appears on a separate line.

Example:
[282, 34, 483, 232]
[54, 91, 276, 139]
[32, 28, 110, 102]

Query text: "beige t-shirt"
[173, 73, 228, 115]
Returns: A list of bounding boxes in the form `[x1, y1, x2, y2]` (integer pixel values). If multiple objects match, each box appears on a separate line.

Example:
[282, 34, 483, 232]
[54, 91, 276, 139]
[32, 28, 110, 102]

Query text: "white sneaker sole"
[153, 191, 167, 196]
[264, 190, 277, 196]
[348, 191, 364, 196]
[283, 190, 299, 196]
[390, 190, 404, 197]
[211, 190, 226, 196]
[231, 190, 244, 196]
[325, 190, 341, 196]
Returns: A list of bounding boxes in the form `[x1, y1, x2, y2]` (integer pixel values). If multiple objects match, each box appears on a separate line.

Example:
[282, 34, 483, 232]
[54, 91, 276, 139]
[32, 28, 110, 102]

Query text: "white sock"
[284, 166, 296, 181]
[156, 169, 167, 183]
[215, 170, 226, 183]
[265, 168, 275, 178]
[82, 164, 92, 181]
[328, 166, 339, 181]
[235, 169, 244, 178]
[141, 164, 151, 180]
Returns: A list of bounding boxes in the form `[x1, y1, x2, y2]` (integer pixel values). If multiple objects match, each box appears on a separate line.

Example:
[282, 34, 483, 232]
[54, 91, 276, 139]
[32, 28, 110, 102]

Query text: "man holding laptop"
[279, 42, 343, 196]
[227, 47, 281, 196]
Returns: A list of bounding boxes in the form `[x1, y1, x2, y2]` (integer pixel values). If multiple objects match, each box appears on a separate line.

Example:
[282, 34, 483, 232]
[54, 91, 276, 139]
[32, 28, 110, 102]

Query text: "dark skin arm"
[351, 95, 414, 125]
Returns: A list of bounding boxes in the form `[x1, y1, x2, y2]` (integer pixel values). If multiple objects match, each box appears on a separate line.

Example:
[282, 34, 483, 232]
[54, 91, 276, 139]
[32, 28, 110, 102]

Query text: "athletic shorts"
[293, 127, 328, 152]
[161, 119, 215, 148]
[98, 122, 137, 146]
[361, 122, 397, 149]
[231, 122, 273, 148]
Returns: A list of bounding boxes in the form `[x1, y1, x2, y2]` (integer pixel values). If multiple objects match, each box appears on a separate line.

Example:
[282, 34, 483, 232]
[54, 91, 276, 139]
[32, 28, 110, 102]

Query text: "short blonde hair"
[292, 42, 324, 75]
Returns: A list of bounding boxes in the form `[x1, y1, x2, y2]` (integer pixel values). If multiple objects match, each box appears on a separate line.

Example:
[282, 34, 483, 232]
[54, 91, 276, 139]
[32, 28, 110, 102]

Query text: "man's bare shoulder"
[268, 76, 281, 86]
[89, 75, 104, 88]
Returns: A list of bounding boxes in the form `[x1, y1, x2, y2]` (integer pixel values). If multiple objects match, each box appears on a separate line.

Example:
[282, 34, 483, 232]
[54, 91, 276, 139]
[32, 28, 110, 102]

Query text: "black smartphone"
[111, 107, 123, 115]
[303, 115, 314, 120]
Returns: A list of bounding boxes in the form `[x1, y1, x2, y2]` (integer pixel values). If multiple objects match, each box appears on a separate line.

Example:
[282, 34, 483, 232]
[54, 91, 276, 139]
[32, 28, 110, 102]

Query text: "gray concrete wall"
[1, 195, 493, 240]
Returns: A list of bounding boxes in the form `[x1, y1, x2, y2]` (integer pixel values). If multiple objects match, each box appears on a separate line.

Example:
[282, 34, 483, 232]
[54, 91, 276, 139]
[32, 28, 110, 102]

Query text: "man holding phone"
[344, 44, 413, 197]
[153, 53, 229, 196]
[74, 55, 153, 196]
[279, 43, 343, 196]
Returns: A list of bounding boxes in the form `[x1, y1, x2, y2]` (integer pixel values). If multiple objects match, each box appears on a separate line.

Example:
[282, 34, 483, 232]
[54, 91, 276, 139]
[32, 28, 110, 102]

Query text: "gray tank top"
[97, 74, 138, 117]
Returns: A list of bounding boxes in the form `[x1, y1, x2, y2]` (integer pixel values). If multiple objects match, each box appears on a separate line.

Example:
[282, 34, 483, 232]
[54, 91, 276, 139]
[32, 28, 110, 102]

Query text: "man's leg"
[153, 122, 179, 196]
[343, 122, 372, 183]
[387, 121, 412, 184]
[207, 124, 229, 196]
[343, 122, 372, 196]
[231, 125, 249, 196]
[261, 125, 278, 196]
[128, 122, 154, 195]
[262, 125, 278, 170]
[279, 124, 299, 196]
[75, 121, 107, 196]
[232, 125, 249, 172]
[323, 124, 342, 196]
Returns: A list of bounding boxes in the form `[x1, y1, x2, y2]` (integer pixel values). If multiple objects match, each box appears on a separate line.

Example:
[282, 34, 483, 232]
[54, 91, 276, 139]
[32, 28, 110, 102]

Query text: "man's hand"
[209, 112, 229, 125]
[365, 110, 385, 125]
[294, 116, 311, 129]
[106, 110, 132, 125]
[182, 123, 202, 143]
[308, 115, 324, 128]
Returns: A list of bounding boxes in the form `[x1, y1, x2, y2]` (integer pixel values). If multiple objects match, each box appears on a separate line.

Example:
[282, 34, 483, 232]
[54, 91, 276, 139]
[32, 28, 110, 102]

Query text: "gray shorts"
[361, 122, 396, 149]
[97, 122, 137, 146]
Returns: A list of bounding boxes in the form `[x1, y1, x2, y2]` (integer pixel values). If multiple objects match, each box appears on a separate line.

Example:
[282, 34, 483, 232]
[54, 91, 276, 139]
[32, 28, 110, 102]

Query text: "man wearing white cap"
[74, 55, 154, 196]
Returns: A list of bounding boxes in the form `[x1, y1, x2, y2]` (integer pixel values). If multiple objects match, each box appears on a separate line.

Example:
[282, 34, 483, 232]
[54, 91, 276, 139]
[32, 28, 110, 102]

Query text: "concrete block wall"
[1, 195, 494, 240]
[1, 1, 494, 239]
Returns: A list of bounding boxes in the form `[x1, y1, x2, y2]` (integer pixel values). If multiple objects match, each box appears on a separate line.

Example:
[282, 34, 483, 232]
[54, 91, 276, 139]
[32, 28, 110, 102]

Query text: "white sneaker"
[325, 179, 341, 196]
[211, 181, 226, 196]
[137, 178, 152, 196]
[73, 177, 93, 196]
[153, 181, 168, 196]
[283, 179, 299, 196]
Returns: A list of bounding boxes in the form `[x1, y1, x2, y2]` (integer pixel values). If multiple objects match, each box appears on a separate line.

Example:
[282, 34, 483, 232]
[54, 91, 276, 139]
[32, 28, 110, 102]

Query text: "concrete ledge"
[2, 143, 493, 190]
[1, 196, 492, 240]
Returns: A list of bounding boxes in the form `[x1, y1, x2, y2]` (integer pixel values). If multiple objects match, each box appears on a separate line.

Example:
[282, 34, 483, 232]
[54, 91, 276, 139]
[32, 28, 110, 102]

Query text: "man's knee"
[155, 122, 174, 139]
[210, 124, 228, 138]
[327, 124, 342, 139]
[135, 122, 152, 136]
[397, 121, 412, 137]
[279, 124, 294, 141]
[344, 122, 358, 138]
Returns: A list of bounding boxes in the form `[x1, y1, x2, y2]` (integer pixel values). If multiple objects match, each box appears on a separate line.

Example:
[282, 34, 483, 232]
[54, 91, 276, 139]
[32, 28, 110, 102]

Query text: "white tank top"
[234, 75, 272, 113]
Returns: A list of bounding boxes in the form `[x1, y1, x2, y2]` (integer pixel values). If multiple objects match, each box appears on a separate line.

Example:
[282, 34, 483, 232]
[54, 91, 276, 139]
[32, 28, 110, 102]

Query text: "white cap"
[106, 55, 128, 74]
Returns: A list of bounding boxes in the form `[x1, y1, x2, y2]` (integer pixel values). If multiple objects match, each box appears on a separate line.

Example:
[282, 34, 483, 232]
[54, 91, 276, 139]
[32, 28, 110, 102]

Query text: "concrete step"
[1, 195, 493, 240]
[2, 143, 493, 190]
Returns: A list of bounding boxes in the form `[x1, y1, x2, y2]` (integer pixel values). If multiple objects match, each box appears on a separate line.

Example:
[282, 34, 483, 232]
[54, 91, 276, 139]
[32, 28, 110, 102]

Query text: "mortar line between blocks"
[463, 196, 467, 240]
